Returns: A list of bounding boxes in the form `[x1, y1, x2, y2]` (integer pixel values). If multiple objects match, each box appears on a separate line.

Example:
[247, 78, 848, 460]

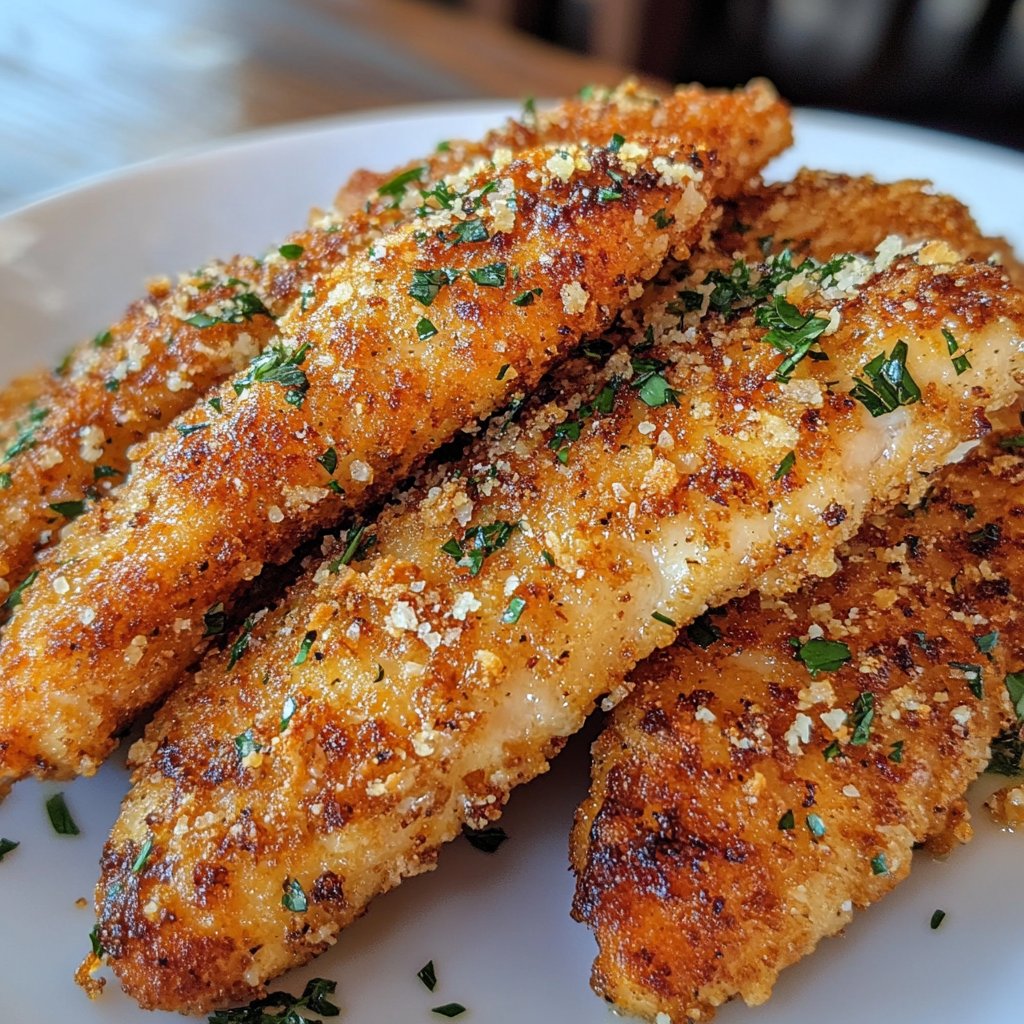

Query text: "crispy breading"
[0, 83, 791, 794]
[571, 411, 1023, 1023]
[92, 213, 1024, 1011]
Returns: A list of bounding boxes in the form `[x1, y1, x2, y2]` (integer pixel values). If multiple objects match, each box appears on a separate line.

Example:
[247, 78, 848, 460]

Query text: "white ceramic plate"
[1, 104, 1022, 1024]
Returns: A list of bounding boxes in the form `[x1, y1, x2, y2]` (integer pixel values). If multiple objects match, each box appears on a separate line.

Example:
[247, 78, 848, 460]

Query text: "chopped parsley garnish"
[773, 450, 796, 481]
[755, 294, 830, 383]
[93, 464, 121, 480]
[0, 838, 18, 862]
[233, 342, 311, 408]
[234, 729, 261, 760]
[48, 499, 86, 520]
[999, 434, 1024, 450]
[208, 977, 339, 1024]
[1004, 672, 1024, 720]
[778, 809, 795, 830]
[522, 96, 536, 120]
[608, 132, 625, 152]
[930, 909, 946, 930]
[226, 615, 256, 671]
[686, 614, 721, 649]
[888, 740, 905, 763]
[418, 960, 438, 991]
[282, 877, 307, 913]
[203, 603, 227, 636]
[597, 180, 623, 203]
[448, 218, 488, 245]
[328, 523, 376, 572]
[45, 792, 80, 836]
[0, 471, 10, 489]
[464, 825, 507, 853]
[468, 262, 507, 288]
[541, 549, 555, 567]
[409, 268, 457, 306]
[318, 447, 338, 476]
[417, 317, 439, 341]
[950, 660, 983, 698]
[850, 340, 921, 417]
[849, 692, 875, 746]
[965, 521, 1001, 556]
[131, 836, 154, 875]
[942, 328, 971, 375]
[176, 422, 210, 437]
[92, 329, 113, 348]
[652, 611, 677, 627]
[790, 636, 852, 677]
[5, 406, 49, 460]
[651, 208, 675, 230]
[104, 377, 120, 392]
[987, 728, 1023, 776]
[548, 382, 616, 463]
[512, 286, 542, 307]
[418, 180, 458, 213]
[502, 596, 526, 625]
[823, 739, 842, 761]
[441, 520, 518, 576]
[870, 853, 889, 875]
[299, 282, 316, 313]
[432, 1004, 466, 1019]
[3, 570, 38, 611]
[185, 291, 272, 328]
[280, 695, 298, 731]
[630, 352, 678, 408]
[294, 631, 316, 666]
[377, 165, 426, 203]
[975, 630, 999, 655]
[89, 925, 106, 959]
[805, 813, 827, 838]
[278, 243, 304, 260]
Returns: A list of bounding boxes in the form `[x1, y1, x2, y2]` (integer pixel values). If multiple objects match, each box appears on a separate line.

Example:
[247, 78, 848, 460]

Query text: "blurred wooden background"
[1, 0, 1021, 210]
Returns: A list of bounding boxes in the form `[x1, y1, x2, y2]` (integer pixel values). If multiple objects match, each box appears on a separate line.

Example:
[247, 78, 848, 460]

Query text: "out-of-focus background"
[2, 0, 1021, 210]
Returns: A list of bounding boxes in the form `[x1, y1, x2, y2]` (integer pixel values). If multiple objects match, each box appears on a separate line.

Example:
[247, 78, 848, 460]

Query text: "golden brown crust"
[94, 185, 1024, 1012]
[0, 83, 793, 791]
[571, 413, 1023, 1022]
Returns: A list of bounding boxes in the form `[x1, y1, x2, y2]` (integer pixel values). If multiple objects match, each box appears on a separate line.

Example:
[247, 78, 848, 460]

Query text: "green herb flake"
[778, 809, 795, 830]
[950, 660, 984, 698]
[635, 371, 678, 408]
[464, 825, 507, 853]
[652, 611, 677, 628]
[176, 422, 210, 438]
[930, 909, 947, 930]
[823, 739, 842, 761]
[502, 596, 526, 625]
[278, 243, 304, 260]
[417, 960, 438, 991]
[888, 740, 905, 763]
[651, 208, 675, 230]
[974, 630, 999, 655]
[89, 924, 106, 959]
[203, 602, 227, 637]
[318, 447, 338, 476]
[1004, 672, 1024, 721]
[48, 499, 86, 520]
[92, 329, 113, 349]
[987, 728, 1023, 776]
[281, 877, 308, 913]
[280, 695, 298, 731]
[45, 792, 80, 836]
[5, 406, 50, 461]
[806, 813, 827, 838]
[686, 615, 721, 649]
[328, 523, 376, 573]
[512, 286, 542, 307]
[131, 836, 154, 875]
[436, 140, 451, 153]
[541, 549, 555, 567]
[299, 282, 316, 313]
[0, 838, 19, 862]
[207, 977, 339, 1024]
[442, 520, 518, 576]
[755, 294, 830, 383]
[608, 132, 625, 152]
[226, 615, 256, 671]
[791, 636, 852, 677]
[870, 853, 889, 875]
[294, 631, 316, 666]
[942, 328, 971, 375]
[417, 316, 439, 341]
[0, 471, 10, 489]
[432, 1004, 467, 1019]
[93, 464, 121, 481]
[232, 342, 311, 409]
[449, 218, 488, 245]
[773, 450, 796, 481]
[409, 268, 456, 307]
[185, 291, 272, 329]
[999, 434, 1024, 451]
[3, 569, 38, 611]
[850, 340, 922, 417]
[377, 164, 427, 203]
[850, 692, 875, 746]
[468, 262, 507, 288]
[234, 728, 261, 760]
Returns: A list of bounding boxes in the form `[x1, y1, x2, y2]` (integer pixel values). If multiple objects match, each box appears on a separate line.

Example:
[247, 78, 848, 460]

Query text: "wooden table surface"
[1, 0, 636, 212]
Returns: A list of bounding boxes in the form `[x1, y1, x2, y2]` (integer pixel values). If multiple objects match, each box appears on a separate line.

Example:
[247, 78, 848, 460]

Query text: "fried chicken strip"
[92, 217, 1024, 1011]
[0, 83, 792, 793]
[570, 409, 1024, 1023]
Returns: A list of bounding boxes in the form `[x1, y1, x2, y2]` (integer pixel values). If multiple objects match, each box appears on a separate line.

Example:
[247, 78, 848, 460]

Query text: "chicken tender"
[570, 411, 1024, 1023]
[91, 220, 1024, 1012]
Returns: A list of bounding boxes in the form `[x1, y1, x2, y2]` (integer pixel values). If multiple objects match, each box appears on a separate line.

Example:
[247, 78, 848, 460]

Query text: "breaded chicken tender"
[0, 83, 792, 795]
[92, 209, 1024, 1012]
[571, 410, 1023, 1023]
